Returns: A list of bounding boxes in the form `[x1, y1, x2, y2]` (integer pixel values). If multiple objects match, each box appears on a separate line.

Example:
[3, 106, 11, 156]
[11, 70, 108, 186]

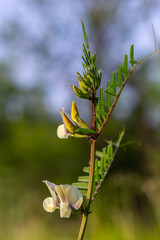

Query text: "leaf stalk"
[95, 50, 160, 139]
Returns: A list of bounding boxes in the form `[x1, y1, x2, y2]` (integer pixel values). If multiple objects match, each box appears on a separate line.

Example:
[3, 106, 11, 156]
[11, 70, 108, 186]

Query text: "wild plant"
[43, 20, 159, 240]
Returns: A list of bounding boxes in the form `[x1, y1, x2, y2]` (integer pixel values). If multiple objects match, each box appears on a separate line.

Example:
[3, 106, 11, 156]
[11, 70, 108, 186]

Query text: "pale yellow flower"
[43, 180, 83, 218]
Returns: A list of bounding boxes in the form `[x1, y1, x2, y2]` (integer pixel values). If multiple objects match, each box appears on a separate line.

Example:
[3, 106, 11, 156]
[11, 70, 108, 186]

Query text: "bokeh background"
[0, 0, 160, 239]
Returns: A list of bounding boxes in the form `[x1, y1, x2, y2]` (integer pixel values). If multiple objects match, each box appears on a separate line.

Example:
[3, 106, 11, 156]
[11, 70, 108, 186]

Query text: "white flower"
[43, 180, 83, 218]
[57, 124, 69, 139]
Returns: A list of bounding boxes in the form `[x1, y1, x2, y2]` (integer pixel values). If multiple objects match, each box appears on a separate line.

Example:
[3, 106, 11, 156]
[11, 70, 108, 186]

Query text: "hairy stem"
[77, 98, 96, 240]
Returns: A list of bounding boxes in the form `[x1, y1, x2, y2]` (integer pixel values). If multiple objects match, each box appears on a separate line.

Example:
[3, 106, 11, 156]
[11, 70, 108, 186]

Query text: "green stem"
[77, 99, 96, 240]
[77, 140, 95, 240]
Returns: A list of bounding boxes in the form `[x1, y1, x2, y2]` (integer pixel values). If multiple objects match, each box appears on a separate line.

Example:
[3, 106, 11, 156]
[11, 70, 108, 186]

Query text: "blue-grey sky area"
[0, 0, 160, 124]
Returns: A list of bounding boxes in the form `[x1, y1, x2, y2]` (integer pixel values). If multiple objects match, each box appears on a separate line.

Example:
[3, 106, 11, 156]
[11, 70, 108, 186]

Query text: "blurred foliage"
[0, 0, 160, 239]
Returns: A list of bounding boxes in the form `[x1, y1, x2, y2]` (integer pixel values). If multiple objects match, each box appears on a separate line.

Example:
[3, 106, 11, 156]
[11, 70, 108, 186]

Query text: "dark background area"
[0, 0, 160, 239]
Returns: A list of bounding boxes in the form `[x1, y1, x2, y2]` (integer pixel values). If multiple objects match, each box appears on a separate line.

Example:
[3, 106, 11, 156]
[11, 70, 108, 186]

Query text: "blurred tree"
[0, 0, 160, 239]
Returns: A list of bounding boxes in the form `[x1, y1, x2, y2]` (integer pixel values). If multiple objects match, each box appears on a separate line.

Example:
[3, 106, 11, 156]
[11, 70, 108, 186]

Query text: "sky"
[0, 0, 160, 121]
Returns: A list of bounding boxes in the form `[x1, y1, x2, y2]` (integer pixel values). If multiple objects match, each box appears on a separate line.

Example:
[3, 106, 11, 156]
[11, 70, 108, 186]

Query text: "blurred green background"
[0, 0, 160, 239]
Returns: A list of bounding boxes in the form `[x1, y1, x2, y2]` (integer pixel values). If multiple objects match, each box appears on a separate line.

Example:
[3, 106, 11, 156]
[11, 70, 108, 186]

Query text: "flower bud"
[72, 85, 90, 99]
[78, 81, 88, 93]
[62, 113, 77, 133]
[71, 101, 90, 129]
[95, 70, 102, 90]
[71, 101, 79, 120]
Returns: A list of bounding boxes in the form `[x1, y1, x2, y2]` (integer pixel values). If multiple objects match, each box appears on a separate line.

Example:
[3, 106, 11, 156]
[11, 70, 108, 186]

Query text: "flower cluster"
[57, 101, 91, 139]
[43, 180, 83, 218]
[43, 102, 94, 218]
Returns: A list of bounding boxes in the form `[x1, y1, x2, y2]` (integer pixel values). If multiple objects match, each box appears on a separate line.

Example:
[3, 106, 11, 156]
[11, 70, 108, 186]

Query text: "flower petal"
[63, 185, 83, 209]
[56, 185, 83, 210]
[57, 108, 65, 119]
[62, 113, 77, 133]
[58, 108, 68, 131]
[43, 180, 55, 196]
[43, 197, 56, 212]
[71, 196, 83, 210]
[71, 101, 90, 129]
[58, 108, 77, 133]
[54, 185, 67, 203]
[43, 180, 60, 207]
[60, 202, 72, 218]
[57, 124, 68, 139]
